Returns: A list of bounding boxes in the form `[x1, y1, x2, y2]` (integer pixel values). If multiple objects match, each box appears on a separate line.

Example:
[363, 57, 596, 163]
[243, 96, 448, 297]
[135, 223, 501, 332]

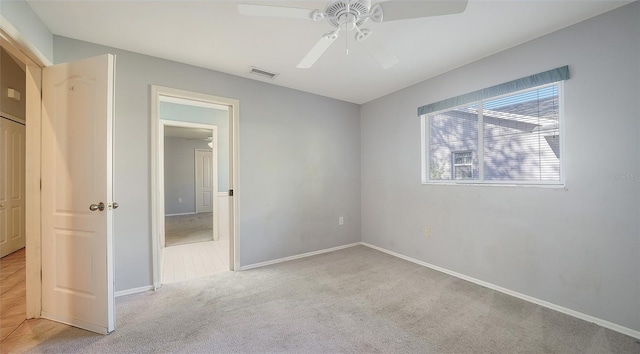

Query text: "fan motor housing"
[326, 0, 370, 28]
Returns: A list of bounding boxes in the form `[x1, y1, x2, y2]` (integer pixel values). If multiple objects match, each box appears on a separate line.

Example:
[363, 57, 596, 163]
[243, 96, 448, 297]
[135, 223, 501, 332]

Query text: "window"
[452, 151, 473, 180]
[422, 83, 563, 186]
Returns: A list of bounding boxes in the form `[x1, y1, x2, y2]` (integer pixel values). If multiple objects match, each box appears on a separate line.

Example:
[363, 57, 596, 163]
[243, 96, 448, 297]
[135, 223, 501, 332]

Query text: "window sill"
[423, 181, 566, 189]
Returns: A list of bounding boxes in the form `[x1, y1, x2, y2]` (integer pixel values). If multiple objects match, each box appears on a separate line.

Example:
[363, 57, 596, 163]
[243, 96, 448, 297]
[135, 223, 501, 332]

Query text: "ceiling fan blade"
[297, 35, 337, 69]
[237, 4, 313, 20]
[359, 36, 398, 69]
[378, 0, 468, 22]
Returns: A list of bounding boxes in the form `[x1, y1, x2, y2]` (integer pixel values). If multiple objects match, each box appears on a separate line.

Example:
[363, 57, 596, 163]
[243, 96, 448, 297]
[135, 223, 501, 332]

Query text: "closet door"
[0, 117, 25, 258]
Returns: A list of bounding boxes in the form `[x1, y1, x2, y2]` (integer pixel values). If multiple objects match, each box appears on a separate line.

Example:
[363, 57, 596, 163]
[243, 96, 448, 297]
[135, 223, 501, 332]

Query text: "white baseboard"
[240, 243, 361, 271]
[115, 285, 154, 298]
[361, 242, 640, 340]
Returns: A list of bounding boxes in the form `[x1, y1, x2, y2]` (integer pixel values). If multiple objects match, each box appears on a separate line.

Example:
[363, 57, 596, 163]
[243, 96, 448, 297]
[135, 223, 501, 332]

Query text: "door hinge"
[40, 179, 42, 190]
[229, 189, 233, 197]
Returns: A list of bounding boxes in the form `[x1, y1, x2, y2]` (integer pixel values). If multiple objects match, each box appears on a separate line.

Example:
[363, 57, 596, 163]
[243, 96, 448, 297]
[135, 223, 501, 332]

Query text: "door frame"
[0, 23, 49, 319]
[150, 85, 240, 290]
[160, 121, 219, 247]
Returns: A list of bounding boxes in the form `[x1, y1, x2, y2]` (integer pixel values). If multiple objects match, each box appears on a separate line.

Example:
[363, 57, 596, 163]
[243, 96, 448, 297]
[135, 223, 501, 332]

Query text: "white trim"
[24, 63, 42, 320]
[165, 212, 196, 217]
[360, 242, 640, 340]
[558, 81, 566, 185]
[0, 16, 52, 67]
[0, 111, 26, 125]
[240, 243, 361, 271]
[420, 115, 428, 183]
[150, 89, 161, 290]
[230, 97, 240, 271]
[424, 181, 566, 188]
[159, 95, 229, 111]
[477, 104, 484, 179]
[115, 285, 154, 298]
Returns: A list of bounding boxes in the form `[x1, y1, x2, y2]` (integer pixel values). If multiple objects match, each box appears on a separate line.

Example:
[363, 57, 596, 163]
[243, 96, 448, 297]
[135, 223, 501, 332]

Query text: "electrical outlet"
[424, 227, 430, 237]
[339, 216, 344, 225]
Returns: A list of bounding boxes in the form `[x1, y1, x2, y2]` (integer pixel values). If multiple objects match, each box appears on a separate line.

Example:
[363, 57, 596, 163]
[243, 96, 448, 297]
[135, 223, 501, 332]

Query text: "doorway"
[0, 45, 27, 342]
[161, 122, 228, 284]
[151, 87, 239, 289]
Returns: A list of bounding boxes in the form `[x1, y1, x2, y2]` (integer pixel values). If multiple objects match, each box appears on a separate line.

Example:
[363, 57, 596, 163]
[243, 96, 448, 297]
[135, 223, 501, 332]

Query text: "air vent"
[249, 67, 278, 80]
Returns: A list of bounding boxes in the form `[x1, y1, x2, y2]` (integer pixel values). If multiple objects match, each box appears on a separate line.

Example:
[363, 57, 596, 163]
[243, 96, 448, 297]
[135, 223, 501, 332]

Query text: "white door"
[41, 54, 115, 334]
[0, 118, 26, 258]
[195, 149, 215, 214]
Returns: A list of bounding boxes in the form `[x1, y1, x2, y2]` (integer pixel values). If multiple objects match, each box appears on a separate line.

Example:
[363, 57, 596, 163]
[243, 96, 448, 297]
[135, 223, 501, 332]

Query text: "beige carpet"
[165, 213, 213, 247]
[3, 246, 639, 353]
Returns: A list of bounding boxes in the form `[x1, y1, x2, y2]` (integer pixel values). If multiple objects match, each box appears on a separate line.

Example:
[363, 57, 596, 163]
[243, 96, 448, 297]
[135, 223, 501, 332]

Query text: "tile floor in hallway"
[1, 248, 26, 344]
[162, 237, 230, 284]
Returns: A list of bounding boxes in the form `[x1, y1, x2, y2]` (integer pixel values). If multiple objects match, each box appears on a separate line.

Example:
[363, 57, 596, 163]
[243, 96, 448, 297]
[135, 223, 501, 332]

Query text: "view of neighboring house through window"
[424, 83, 562, 185]
[452, 151, 473, 180]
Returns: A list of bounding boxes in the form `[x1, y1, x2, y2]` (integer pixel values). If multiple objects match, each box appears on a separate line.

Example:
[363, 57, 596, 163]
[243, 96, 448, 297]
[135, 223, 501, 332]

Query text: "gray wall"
[0, 0, 53, 63]
[160, 102, 230, 192]
[361, 2, 639, 332]
[164, 137, 211, 215]
[53, 36, 361, 292]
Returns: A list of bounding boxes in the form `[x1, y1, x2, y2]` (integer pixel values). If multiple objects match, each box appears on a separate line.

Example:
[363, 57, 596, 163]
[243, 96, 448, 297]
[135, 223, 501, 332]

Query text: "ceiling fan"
[188, 136, 214, 148]
[238, 0, 468, 69]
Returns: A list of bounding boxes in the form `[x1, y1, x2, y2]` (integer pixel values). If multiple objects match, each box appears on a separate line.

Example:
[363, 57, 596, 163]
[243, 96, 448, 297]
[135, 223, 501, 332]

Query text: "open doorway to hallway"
[151, 86, 239, 289]
[162, 124, 230, 284]
[158, 95, 233, 284]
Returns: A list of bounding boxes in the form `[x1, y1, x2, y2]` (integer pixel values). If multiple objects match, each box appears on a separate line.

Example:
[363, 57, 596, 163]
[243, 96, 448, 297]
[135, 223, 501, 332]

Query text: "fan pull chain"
[345, 22, 349, 55]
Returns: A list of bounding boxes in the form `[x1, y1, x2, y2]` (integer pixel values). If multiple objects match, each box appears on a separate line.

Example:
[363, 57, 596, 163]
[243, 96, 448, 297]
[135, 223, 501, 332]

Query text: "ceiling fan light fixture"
[355, 28, 371, 42]
[369, 4, 383, 23]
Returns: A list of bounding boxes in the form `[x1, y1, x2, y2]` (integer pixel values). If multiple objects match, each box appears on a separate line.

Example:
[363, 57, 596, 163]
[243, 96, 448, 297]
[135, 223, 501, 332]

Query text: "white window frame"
[452, 150, 474, 180]
[421, 82, 565, 187]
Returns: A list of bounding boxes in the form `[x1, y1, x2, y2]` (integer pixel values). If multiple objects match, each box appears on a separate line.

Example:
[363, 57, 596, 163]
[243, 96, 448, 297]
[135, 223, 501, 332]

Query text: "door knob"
[89, 202, 105, 212]
[109, 202, 119, 210]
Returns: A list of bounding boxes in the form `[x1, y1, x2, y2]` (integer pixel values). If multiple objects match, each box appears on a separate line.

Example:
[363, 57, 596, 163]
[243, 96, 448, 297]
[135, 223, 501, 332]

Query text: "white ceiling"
[27, 0, 630, 104]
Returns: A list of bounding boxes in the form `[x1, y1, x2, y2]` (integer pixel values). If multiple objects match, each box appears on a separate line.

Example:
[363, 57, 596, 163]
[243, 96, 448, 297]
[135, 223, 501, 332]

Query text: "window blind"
[482, 85, 560, 182]
[425, 83, 563, 184]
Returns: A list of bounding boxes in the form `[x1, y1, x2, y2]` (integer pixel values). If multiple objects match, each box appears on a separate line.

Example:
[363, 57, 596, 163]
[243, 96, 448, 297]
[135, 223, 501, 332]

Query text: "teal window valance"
[417, 66, 569, 116]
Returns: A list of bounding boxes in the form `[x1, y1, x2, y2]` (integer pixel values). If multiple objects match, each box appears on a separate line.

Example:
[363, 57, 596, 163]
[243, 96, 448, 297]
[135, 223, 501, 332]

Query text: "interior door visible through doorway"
[40, 54, 116, 334]
[195, 148, 217, 217]
[0, 117, 25, 258]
